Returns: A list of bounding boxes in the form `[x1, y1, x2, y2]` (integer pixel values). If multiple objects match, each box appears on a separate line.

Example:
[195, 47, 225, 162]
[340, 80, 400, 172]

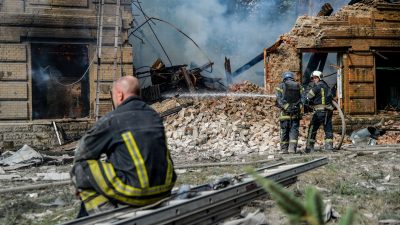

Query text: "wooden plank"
[319, 39, 400, 49]
[348, 83, 374, 98]
[348, 67, 374, 83]
[181, 67, 195, 93]
[347, 54, 374, 67]
[375, 21, 400, 28]
[0, 101, 28, 119]
[0, 83, 28, 100]
[322, 28, 400, 39]
[0, 63, 27, 81]
[348, 99, 375, 114]
[352, 39, 400, 51]
[373, 11, 400, 22]
[317, 39, 352, 48]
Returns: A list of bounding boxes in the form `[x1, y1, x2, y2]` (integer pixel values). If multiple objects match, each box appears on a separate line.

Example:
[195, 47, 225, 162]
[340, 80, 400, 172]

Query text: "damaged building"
[0, 1, 134, 149]
[265, 0, 400, 128]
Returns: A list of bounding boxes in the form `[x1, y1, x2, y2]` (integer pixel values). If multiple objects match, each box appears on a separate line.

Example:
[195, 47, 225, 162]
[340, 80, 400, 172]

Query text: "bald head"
[112, 76, 140, 107]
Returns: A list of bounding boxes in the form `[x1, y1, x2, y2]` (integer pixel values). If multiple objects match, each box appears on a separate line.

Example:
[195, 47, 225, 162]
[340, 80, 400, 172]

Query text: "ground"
[0, 148, 399, 225]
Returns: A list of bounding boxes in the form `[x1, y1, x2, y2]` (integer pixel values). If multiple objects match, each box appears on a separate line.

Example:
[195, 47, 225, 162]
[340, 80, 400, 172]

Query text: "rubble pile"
[157, 82, 336, 162]
[378, 118, 400, 144]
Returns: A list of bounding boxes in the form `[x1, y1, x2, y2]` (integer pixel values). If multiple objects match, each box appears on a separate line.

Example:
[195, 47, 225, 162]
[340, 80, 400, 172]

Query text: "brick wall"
[0, 0, 134, 121]
[0, 120, 94, 151]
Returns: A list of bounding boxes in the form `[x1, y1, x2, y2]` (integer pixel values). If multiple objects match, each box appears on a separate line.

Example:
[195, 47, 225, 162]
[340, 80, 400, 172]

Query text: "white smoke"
[131, 0, 348, 87]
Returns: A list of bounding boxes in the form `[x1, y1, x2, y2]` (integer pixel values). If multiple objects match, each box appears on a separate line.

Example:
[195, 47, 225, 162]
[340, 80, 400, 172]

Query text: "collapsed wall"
[265, 0, 400, 119]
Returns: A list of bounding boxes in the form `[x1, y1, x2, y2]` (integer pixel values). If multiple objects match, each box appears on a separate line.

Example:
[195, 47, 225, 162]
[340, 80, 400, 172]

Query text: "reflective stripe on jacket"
[306, 80, 332, 109]
[71, 96, 176, 206]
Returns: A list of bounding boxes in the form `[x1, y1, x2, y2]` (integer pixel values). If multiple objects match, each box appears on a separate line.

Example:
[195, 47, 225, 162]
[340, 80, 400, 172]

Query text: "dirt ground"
[0, 146, 399, 225]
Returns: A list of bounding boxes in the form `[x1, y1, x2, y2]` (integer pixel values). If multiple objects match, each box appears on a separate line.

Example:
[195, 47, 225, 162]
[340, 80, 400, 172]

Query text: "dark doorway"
[376, 52, 400, 111]
[31, 44, 90, 119]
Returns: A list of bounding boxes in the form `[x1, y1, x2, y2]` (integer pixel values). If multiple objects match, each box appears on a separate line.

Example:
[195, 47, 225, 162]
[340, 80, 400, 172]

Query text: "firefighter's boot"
[325, 142, 334, 151]
[288, 143, 297, 154]
[305, 143, 315, 153]
[280, 149, 289, 154]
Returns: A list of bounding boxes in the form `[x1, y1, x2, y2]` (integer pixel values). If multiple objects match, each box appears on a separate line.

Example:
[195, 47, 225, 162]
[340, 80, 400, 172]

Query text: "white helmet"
[311, 71, 322, 79]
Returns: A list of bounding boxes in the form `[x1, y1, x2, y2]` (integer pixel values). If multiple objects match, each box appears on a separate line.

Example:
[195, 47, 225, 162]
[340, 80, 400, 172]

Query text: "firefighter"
[305, 70, 334, 152]
[275, 71, 303, 154]
[70, 76, 176, 217]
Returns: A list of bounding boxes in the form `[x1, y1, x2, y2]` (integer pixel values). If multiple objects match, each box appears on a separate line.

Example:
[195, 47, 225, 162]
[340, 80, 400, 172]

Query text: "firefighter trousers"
[306, 110, 333, 149]
[280, 119, 300, 152]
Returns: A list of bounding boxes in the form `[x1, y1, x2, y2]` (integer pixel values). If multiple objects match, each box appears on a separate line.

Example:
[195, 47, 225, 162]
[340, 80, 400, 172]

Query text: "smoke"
[131, 0, 349, 87]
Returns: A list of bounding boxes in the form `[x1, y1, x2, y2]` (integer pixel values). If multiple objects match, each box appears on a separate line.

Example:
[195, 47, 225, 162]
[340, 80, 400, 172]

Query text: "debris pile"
[157, 82, 338, 162]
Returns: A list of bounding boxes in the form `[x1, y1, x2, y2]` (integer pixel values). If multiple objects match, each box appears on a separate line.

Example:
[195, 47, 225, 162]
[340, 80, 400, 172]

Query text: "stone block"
[69, 123, 88, 131]
[0, 63, 28, 81]
[0, 44, 27, 62]
[0, 83, 28, 100]
[13, 124, 32, 132]
[32, 124, 52, 132]
[3, 132, 23, 140]
[0, 125, 13, 132]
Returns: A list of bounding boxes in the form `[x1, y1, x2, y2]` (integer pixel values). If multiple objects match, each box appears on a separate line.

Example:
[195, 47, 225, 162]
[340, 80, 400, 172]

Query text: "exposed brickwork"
[0, 44, 27, 62]
[0, 121, 94, 150]
[266, 2, 400, 115]
[0, 83, 28, 99]
[0, 63, 27, 80]
[0, 102, 28, 119]
[0, 0, 134, 122]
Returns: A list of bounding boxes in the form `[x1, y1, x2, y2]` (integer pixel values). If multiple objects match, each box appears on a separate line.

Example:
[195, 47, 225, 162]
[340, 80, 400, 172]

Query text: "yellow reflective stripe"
[309, 90, 315, 97]
[276, 87, 283, 93]
[101, 161, 174, 196]
[122, 132, 149, 188]
[165, 137, 173, 185]
[80, 190, 97, 201]
[325, 139, 333, 143]
[83, 194, 109, 211]
[281, 141, 289, 144]
[289, 140, 298, 143]
[321, 88, 325, 105]
[280, 116, 291, 120]
[283, 103, 289, 110]
[87, 160, 162, 205]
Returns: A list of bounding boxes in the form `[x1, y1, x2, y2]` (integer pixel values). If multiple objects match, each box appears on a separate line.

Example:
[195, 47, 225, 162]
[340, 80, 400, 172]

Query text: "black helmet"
[282, 71, 294, 81]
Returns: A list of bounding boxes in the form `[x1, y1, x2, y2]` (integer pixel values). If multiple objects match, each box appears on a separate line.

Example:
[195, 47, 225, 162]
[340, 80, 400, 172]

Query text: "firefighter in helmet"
[305, 70, 335, 152]
[70, 76, 176, 217]
[275, 71, 303, 154]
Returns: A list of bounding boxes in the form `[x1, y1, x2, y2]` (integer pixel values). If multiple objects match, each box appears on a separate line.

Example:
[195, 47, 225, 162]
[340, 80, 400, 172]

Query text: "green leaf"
[247, 168, 306, 216]
[338, 208, 355, 225]
[305, 187, 324, 225]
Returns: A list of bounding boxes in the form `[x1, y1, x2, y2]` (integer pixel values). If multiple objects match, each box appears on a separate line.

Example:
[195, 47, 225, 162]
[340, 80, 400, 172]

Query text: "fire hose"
[332, 100, 346, 150]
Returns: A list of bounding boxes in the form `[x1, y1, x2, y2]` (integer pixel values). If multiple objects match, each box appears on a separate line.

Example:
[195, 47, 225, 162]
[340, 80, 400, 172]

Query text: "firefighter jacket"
[71, 96, 176, 207]
[306, 80, 334, 111]
[275, 78, 304, 121]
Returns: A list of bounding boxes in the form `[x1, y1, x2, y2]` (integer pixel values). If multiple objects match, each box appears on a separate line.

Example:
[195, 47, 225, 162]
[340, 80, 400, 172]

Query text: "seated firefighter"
[70, 76, 177, 217]
[275, 71, 303, 154]
[304, 71, 335, 152]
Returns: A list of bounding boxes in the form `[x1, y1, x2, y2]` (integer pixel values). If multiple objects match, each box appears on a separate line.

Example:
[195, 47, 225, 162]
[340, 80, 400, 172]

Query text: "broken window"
[376, 51, 400, 111]
[31, 44, 90, 119]
[301, 52, 338, 88]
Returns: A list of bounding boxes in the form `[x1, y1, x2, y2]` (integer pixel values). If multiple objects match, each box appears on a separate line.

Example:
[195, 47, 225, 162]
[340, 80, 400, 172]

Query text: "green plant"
[248, 168, 355, 225]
